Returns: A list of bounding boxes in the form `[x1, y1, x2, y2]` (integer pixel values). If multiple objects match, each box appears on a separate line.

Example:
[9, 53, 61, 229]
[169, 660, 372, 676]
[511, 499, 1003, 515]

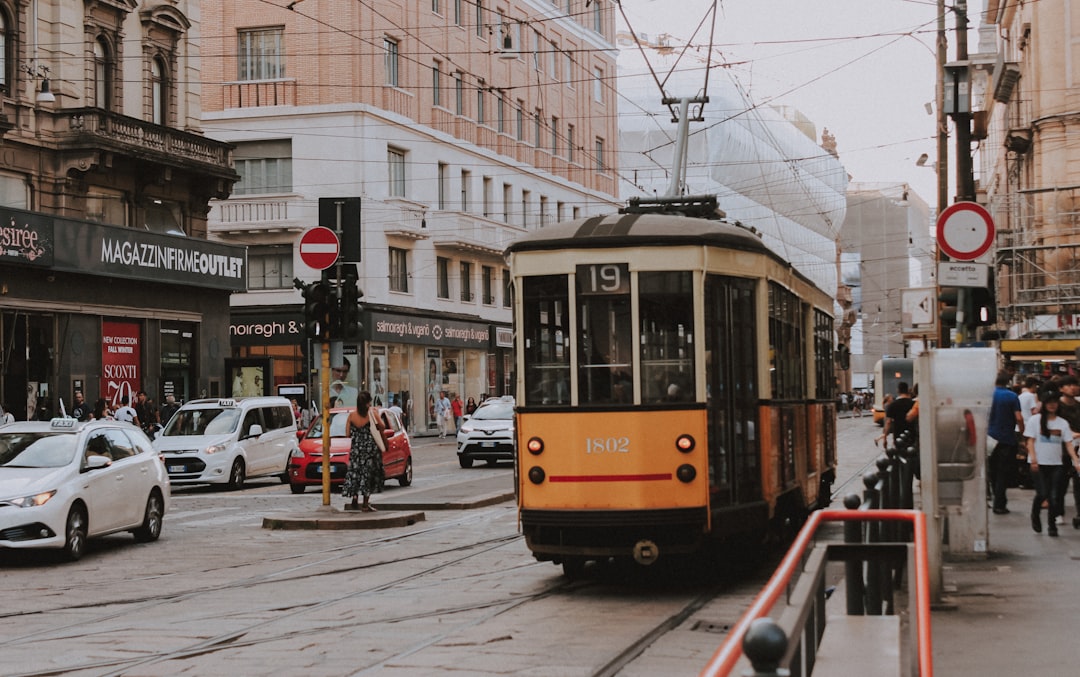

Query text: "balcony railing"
[223, 79, 297, 108]
[63, 108, 232, 169]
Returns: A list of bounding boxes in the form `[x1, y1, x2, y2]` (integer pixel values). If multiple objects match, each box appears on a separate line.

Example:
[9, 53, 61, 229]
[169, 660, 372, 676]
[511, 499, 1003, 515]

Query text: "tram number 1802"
[585, 437, 630, 454]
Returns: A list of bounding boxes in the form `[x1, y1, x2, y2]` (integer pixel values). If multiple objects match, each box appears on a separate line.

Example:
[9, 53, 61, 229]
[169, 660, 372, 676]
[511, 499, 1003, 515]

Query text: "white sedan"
[0, 417, 170, 561]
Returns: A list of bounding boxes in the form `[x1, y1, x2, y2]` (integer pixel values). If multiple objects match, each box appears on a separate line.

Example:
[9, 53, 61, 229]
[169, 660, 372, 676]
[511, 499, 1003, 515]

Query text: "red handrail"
[700, 509, 932, 677]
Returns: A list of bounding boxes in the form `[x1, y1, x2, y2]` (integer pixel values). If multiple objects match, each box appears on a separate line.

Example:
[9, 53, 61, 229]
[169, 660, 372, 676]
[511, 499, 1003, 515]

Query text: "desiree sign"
[0, 206, 247, 291]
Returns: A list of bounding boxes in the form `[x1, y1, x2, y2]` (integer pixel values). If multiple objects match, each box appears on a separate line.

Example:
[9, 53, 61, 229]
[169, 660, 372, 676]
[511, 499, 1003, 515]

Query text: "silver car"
[456, 397, 515, 468]
[0, 418, 170, 561]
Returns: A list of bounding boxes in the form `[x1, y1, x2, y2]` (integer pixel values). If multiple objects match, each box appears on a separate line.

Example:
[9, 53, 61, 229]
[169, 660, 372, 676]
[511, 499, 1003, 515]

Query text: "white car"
[153, 397, 299, 489]
[456, 397, 516, 468]
[0, 418, 170, 561]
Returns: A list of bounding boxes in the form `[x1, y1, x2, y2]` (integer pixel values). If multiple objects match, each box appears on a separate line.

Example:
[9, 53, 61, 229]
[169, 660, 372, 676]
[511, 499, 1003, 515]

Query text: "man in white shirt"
[114, 395, 140, 427]
[1019, 376, 1041, 418]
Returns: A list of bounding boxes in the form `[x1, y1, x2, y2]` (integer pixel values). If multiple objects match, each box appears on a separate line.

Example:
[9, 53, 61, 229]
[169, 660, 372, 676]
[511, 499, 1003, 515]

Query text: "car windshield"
[0, 433, 77, 468]
[306, 412, 350, 439]
[162, 408, 242, 437]
[471, 402, 514, 420]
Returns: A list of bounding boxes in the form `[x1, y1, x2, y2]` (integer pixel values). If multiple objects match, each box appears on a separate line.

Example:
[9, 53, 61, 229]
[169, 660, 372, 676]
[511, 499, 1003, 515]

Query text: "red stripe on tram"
[548, 473, 673, 483]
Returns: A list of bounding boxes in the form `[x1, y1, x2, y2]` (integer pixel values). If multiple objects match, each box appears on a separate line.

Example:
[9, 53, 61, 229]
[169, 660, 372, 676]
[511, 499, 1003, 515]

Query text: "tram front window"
[576, 263, 632, 405]
[640, 271, 695, 403]
[522, 275, 571, 406]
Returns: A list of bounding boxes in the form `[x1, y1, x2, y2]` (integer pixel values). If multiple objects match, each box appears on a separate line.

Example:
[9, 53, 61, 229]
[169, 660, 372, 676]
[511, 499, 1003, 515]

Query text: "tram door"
[704, 276, 761, 506]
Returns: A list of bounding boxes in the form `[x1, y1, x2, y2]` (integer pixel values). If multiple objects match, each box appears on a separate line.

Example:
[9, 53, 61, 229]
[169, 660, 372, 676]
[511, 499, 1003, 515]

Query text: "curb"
[262, 509, 426, 530]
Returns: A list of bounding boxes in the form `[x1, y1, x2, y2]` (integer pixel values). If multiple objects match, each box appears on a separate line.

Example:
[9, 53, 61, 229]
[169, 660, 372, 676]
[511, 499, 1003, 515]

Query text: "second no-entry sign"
[937, 202, 995, 261]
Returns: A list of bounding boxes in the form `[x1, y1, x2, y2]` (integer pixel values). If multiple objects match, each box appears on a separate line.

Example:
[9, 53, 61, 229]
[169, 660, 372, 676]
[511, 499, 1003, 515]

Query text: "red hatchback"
[287, 408, 413, 494]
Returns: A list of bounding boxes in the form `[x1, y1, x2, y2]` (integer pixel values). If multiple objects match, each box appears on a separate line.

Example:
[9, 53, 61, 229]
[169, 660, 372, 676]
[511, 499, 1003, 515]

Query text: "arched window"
[0, 12, 8, 94]
[93, 38, 112, 109]
[151, 57, 167, 124]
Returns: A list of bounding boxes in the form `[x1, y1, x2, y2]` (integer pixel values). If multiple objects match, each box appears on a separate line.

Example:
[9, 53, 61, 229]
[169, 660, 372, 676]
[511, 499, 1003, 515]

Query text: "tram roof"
[504, 211, 773, 257]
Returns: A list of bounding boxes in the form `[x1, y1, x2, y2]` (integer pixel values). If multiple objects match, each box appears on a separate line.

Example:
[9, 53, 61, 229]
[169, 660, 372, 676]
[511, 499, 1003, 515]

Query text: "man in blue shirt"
[987, 371, 1023, 514]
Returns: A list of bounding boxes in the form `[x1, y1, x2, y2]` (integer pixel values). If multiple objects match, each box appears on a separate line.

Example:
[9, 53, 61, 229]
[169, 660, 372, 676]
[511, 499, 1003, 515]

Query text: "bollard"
[843, 493, 865, 615]
[863, 471, 883, 615]
[741, 617, 791, 677]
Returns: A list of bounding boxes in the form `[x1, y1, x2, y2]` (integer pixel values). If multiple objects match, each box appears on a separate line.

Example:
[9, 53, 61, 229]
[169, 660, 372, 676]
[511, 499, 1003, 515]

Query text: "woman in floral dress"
[343, 391, 385, 512]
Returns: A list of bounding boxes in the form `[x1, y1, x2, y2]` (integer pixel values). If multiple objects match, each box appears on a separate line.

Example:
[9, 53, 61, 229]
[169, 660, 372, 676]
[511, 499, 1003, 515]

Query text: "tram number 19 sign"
[937, 201, 995, 261]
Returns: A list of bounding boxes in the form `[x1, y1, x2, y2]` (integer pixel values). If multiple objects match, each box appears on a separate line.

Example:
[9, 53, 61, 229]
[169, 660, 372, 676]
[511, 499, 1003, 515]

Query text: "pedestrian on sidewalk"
[1053, 374, 1080, 528]
[435, 391, 453, 438]
[1024, 389, 1080, 536]
[988, 371, 1023, 514]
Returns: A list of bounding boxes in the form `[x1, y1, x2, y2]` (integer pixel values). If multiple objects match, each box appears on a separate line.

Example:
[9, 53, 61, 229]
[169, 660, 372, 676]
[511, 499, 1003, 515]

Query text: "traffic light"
[939, 286, 959, 336]
[302, 275, 332, 341]
[340, 266, 363, 341]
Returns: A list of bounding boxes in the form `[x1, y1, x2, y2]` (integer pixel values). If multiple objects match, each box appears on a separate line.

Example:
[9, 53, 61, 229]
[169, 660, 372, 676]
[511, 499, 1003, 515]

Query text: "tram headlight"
[526, 437, 544, 455]
[528, 466, 546, 484]
[676, 434, 695, 453]
[676, 464, 697, 483]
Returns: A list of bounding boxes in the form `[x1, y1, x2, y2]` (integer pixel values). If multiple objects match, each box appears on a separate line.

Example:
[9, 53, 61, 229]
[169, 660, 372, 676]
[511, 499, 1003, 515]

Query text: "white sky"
[617, 0, 985, 208]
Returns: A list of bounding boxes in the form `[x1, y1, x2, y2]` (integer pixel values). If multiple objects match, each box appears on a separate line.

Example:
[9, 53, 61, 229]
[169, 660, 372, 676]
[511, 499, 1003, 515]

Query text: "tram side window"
[576, 263, 632, 405]
[522, 275, 571, 406]
[640, 271, 695, 403]
[813, 309, 835, 401]
[768, 283, 805, 400]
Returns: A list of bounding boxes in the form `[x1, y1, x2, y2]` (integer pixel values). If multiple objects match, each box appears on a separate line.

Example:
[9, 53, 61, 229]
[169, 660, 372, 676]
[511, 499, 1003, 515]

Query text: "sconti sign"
[369, 311, 492, 349]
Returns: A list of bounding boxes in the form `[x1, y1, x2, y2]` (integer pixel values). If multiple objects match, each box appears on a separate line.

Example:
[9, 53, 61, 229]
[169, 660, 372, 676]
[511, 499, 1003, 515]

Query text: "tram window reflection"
[640, 271, 695, 403]
[521, 275, 571, 406]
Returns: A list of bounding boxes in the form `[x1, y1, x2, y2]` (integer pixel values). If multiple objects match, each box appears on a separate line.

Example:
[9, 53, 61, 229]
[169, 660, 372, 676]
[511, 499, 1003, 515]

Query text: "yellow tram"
[506, 197, 837, 573]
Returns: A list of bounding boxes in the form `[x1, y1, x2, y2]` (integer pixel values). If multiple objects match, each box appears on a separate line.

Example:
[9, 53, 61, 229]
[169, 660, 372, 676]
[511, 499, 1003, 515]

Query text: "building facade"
[202, 0, 620, 432]
[839, 184, 934, 388]
[0, 0, 237, 420]
[976, 2, 1080, 371]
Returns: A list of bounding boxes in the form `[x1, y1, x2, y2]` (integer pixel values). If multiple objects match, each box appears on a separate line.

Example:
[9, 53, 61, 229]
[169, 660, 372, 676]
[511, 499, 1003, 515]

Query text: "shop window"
[234, 140, 292, 195]
[238, 27, 284, 80]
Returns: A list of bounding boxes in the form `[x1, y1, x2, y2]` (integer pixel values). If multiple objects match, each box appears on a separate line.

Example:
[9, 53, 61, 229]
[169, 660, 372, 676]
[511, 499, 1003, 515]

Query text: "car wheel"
[133, 490, 164, 543]
[398, 457, 413, 486]
[227, 458, 246, 490]
[458, 455, 474, 468]
[290, 483, 306, 494]
[64, 506, 88, 562]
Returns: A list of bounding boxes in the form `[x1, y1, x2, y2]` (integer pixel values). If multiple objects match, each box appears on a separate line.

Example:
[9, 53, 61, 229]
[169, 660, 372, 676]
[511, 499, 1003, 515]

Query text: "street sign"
[937, 201, 994, 261]
[299, 227, 340, 271]
[902, 286, 938, 335]
[938, 261, 989, 287]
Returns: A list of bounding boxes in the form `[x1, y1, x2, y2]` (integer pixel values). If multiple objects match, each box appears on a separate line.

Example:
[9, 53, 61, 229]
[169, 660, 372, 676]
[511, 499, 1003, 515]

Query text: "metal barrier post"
[842, 494, 864, 616]
[741, 618, 791, 677]
[863, 472, 883, 615]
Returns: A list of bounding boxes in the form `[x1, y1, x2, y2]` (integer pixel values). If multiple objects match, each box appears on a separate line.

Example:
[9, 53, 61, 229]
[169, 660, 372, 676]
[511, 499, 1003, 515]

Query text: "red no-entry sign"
[937, 202, 995, 261]
[299, 227, 340, 270]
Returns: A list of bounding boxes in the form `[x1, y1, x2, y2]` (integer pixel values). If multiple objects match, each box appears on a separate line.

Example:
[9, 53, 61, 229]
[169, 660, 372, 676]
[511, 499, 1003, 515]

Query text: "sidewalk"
[930, 483, 1080, 675]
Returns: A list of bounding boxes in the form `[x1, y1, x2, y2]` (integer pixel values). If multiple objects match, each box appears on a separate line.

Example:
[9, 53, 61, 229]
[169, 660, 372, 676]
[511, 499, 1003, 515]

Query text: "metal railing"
[701, 436, 931, 677]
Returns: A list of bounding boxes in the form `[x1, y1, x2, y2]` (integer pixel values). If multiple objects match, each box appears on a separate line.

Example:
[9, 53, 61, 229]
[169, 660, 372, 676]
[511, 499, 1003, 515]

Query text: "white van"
[153, 397, 299, 489]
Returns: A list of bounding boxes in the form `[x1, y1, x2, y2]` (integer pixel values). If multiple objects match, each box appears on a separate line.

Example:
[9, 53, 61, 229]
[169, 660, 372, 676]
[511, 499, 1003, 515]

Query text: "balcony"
[209, 198, 306, 235]
[222, 79, 297, 108]
[430, 213, 523, 257]
[59, 108, 234, 176]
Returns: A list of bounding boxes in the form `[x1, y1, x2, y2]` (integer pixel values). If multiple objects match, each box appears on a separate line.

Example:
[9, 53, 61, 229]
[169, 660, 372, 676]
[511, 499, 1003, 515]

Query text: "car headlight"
[205, 443, 228, 455]
[290, 448, 305, 458]
[459, 424, 475, 434]
[10, 490, 56, 508]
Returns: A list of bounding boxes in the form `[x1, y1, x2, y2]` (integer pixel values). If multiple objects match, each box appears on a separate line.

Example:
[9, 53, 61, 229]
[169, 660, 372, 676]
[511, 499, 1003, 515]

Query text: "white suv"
[456, 397, 515, 468]
[153, 397, 299, 489]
